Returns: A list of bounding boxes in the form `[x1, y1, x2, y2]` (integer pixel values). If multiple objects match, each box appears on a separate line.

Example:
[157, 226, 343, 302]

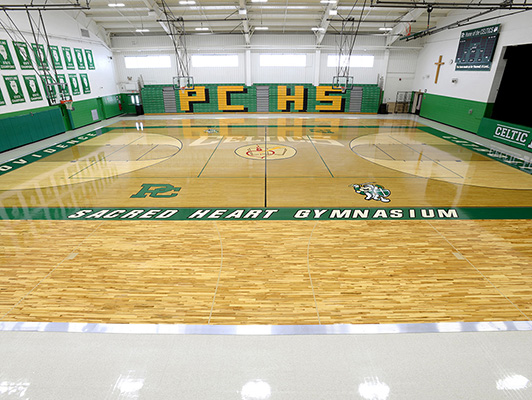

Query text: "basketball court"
[2, 113, 532, 326]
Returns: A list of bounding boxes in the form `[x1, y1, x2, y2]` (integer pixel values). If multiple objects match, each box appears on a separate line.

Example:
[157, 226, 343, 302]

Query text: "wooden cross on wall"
[434, 55, 445, 84]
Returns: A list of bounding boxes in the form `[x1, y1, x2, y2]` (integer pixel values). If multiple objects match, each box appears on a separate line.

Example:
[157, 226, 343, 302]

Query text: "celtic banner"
[0, 39, 16, 70]
[85, 49, 95, 70]
[49, 45, 63, 69]
[31, 43, 48, 70]
[69, 74, 81, 95]
[80, 73, 91, 94]
[23, 75, 44, 102]
[3, 75, 26, 103]
[62, 46, 75, 70]
[12, 41, 32, 69]
[73, 48, 85, 70]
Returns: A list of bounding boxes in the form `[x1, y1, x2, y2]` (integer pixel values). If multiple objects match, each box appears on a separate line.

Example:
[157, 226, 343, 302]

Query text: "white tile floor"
[1, 113, 532, 399]
[0, 328, 532, 399]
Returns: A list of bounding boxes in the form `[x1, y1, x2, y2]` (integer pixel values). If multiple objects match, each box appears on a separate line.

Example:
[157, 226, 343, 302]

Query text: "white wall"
[0, 9, 117, 114]
[412, 10, 532, 102]
[112, 33, 421, 92]
[381, 47, 420, 103]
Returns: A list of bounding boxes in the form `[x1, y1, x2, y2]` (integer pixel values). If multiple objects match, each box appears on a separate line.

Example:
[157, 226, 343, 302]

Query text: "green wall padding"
[477, 117, 532, 153]
[0, 93, 129, 153]
[120, 93, 138, 115]
[68, 98, 103, 129]
[420, 93, 490, 133]
[100, 94, 123, 119]
[0, 108, 66, 153]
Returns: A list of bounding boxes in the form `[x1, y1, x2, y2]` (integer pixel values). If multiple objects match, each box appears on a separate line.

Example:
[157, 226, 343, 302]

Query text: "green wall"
[420, 93, 492, 133]
[141, 83, 382, 114]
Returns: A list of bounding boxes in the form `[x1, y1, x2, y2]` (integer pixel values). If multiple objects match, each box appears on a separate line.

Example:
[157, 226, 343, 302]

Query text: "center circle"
[235, 143, 297, 160]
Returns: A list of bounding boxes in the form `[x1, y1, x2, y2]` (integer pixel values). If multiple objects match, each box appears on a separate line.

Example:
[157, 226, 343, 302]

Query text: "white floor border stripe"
[1, 320, 531, 335]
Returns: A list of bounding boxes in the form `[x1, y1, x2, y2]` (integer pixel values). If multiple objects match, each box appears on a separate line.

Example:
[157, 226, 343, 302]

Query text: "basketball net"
[61, 100, 73, 110]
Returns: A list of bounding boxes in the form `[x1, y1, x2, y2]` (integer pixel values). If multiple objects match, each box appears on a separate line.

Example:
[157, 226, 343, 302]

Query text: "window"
[327, 55, 374, 68]
[260, 54, 306, 67]
[125, 55, 171, 69]
[191, 55, 238, 67]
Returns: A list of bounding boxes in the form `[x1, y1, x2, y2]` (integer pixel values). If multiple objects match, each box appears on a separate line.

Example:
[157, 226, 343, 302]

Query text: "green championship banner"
[57, 74, 70, 95]
[0, 86, 6, 106]
[80, 73, 91, 94]
[85, 49, 95, 69]
[0, 39, 16, 69]
[3, 75, 25, 103]
[68, 74, 81, 95]
[13, 41, 32, 69]
[62, 46, 75, 70]
[477, 118, 532, 153]
[23, 75, 43, 102]
[31, 43, 48, 70]
[49, 45, 63, 69]
[73, 48, 85, 69]
[41, 75, 56, 99]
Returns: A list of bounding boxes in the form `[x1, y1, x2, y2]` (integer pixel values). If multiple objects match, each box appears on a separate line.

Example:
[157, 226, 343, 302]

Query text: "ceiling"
[2, 0, 530, 46]
[83, 0, 451, 41]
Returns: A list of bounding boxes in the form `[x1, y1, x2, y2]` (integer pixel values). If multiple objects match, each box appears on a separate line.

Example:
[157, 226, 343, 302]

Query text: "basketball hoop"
[61, 100, 74, 111]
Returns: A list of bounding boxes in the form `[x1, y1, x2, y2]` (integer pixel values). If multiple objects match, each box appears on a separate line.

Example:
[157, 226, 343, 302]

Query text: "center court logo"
[235, 143, 297, 160]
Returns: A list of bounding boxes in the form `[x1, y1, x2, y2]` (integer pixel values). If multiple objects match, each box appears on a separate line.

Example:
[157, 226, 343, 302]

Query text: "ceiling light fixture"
[312, 27, 325, 32]
[108, 2, 125, 7]
[255, 26, 269, 30]
[251, 0, 268, 3]
[239, 8, 247, 15]
[179, 0, 196, 4]
[379, 27, 393, 31]
[329, 9, 338, 15]
[320, 0, 336, 3]
[136, 29, 150, 32]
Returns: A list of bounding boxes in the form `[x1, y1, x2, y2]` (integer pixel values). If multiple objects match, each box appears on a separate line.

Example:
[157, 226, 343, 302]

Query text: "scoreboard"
[455, 24, 500, 71]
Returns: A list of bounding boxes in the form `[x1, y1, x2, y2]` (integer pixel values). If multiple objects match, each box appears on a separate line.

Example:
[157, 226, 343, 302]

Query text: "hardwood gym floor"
[1, 115, 531, 325]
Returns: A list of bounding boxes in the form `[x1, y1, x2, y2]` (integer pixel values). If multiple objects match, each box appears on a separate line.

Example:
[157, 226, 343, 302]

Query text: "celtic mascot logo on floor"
[235, 143, 297, 160]
[350, 183, 391, 203]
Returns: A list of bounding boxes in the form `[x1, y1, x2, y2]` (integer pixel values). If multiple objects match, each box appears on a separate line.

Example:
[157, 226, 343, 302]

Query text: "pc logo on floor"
[350, 183, 391, 203]
[131, 184, 181, 198]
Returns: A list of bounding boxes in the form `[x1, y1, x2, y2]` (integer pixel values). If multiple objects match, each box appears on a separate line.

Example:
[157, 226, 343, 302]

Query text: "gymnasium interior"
[1, 0, 532, 398]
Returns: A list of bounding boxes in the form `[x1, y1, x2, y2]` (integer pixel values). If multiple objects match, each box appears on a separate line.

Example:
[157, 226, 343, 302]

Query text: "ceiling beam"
[239, 0, 251, 45]
[373, 0, 532, 9]
[0, 4, 89, 11]
[315, 3, 336, 46]
[140, 0, 172, 35]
